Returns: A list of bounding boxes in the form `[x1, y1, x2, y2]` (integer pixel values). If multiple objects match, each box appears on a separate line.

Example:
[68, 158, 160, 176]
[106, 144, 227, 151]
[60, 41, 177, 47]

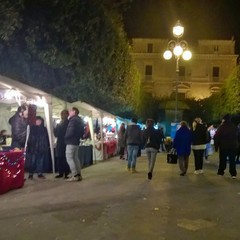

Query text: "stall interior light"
[103, 117, 116, 127]
[84, 116, 90, 123]
[30, 96, 46, 107]
[4, 89, 21, 100]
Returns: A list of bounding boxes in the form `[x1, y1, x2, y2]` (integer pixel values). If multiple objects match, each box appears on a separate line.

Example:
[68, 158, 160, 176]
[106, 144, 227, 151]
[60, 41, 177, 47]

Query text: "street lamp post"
[163, 20, 192, 122]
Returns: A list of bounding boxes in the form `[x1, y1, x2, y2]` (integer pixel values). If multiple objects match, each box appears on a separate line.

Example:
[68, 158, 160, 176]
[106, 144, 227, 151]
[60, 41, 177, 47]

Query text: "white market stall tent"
[71, 101, 118, 161]
[0, 74, 72, 172]
[0, 74, 120, 173]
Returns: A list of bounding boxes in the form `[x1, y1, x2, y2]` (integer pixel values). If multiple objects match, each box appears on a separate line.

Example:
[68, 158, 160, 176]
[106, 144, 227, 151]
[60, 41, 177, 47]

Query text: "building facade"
[131, 38, 238, 100]
[131, 38, 238, 130]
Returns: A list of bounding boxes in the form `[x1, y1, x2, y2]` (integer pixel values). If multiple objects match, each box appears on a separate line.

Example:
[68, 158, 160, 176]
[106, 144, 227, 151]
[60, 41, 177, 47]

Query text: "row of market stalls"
[0, 74, 130, 173]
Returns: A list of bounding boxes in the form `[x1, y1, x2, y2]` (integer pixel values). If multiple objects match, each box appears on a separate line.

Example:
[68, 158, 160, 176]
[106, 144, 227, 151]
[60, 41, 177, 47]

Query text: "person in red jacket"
[214, 114, 238, 179]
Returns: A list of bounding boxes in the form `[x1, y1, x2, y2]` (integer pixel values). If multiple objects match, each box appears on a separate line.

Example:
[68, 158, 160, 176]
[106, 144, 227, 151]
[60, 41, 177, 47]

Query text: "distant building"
[131, 38, 238, 122]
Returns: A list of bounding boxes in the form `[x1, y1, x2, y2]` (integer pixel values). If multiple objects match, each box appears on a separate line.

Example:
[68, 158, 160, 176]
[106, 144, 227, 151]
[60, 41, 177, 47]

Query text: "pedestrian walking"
[118, 123, 126, 160]
[173, 121, 192, 176]
[54, 109, 70, 179]
[214, 114, 238, 179]
[143, 119, 161, 180]
[157, 127, 165, 152]
[65, 107, 84, 182]
[191, 117, 208, 175]
[125, 118, 142, 173]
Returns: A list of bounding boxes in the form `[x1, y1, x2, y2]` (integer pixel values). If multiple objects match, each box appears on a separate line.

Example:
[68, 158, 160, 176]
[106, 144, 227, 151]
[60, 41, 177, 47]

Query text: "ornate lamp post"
[163, 20, 192, 122]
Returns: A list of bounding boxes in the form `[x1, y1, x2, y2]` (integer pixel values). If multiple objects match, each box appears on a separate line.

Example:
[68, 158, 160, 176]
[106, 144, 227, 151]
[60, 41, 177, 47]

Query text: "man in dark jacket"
[8, 104, 28, 149]
[214, 114, 238, 179]
[54, 109, 70, 179]
[125, 117, 142, 173]
[65, 107, 84, 181]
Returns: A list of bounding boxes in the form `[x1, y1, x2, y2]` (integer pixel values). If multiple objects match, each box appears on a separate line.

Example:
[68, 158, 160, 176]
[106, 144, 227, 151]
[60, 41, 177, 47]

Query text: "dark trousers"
[57, 156, 70, 175]
[218, 149, 237, 176]
[193, 149, 204, 170]
[119, 147, 125, 157]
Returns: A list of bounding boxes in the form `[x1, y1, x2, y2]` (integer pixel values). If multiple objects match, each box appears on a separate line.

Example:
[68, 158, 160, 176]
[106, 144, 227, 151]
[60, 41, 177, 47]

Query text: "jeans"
[218, 149, 237, 176]
[145, 147, 158, 173]
[29, 153, 44, 175]
[66, 145, 81, 176]
[127, 145, 139, 169]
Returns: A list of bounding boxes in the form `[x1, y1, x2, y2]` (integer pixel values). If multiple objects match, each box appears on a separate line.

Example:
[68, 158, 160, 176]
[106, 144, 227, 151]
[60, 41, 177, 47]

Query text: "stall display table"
[79, 145, 93, 168]
[0, 151, 25, 194]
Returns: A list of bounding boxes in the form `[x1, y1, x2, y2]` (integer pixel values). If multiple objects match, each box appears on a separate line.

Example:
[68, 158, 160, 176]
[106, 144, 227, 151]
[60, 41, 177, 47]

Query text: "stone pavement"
[1, 151, 240, 240]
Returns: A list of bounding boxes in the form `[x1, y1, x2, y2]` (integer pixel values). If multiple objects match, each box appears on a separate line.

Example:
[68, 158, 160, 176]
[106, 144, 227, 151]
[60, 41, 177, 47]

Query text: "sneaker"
[126, 167, 131, 172]
[194, 170, 199, 175]
[199, 169, 204, 174]
[55, 174, 63, 178]
[131, 168, 138, 173]
[28, 175, 33, 180]
[38, 174, 46, 179]
[148, 172, 152, 180]
[66, 175, 82, 182]
[232, 176, 236, 179]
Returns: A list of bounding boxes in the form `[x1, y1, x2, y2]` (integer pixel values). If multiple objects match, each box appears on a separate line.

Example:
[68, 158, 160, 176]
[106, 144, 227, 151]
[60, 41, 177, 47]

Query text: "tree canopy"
[0, 0, 140, 116]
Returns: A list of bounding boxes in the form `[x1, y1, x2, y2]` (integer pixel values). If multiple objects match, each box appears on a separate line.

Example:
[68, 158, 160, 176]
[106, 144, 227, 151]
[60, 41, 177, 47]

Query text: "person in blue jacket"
[173, 121, 192, 176]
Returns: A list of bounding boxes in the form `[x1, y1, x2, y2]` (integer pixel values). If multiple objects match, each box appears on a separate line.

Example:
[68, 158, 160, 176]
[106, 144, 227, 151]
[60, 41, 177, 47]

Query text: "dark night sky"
[123, 0, 240, 53]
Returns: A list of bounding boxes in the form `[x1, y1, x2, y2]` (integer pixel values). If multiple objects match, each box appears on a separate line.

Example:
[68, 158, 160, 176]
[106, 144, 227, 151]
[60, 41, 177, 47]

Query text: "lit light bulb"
[173, 21, 184, 38]
[163, 50, 172, 60]
[173, 45, 183, 57]
[182, 50, 192, 60]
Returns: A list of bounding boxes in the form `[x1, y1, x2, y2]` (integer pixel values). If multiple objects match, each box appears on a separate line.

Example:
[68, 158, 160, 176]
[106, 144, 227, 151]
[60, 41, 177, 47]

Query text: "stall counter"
[0, 151, 25, 194]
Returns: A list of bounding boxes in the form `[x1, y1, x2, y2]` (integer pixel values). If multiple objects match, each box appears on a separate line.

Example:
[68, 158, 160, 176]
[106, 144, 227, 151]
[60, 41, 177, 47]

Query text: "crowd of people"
[118, 114, 240, 180]
[5, 105, 85, 182]
[2, 102, 240, 183]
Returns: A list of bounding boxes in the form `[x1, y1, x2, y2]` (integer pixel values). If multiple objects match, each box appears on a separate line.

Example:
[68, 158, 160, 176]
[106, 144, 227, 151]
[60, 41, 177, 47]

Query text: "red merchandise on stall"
[103, 140, 117, 159]
[0, 151, 25, 194]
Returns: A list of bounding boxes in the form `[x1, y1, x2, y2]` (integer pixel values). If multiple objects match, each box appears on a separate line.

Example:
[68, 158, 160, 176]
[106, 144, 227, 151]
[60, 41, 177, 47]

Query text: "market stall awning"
[0, 74, 70, 173]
